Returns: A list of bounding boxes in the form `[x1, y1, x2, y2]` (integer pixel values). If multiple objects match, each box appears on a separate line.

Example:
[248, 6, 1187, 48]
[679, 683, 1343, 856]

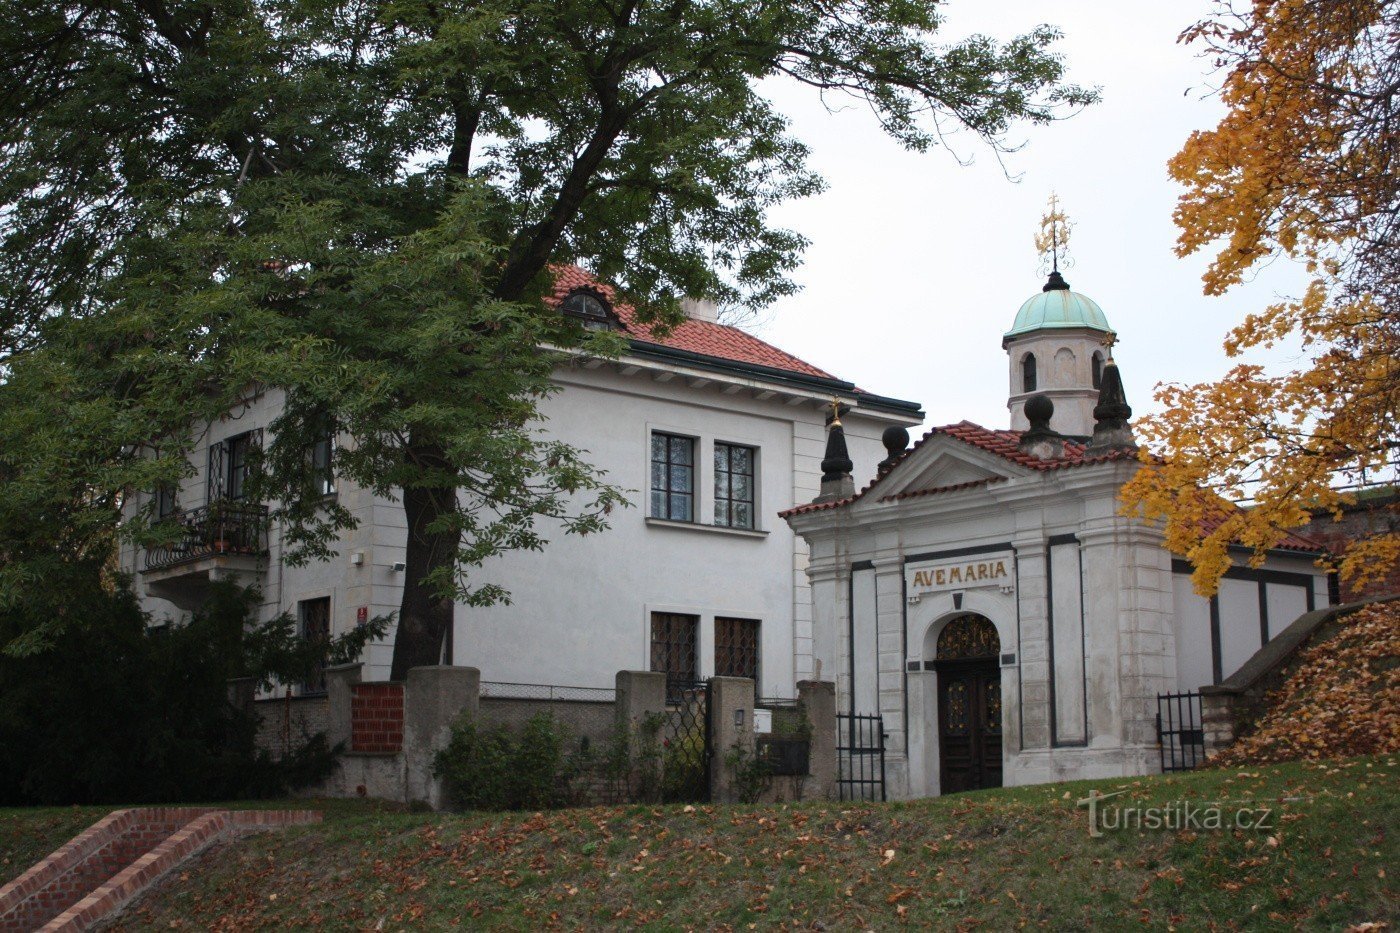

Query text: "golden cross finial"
[1101, 330, 1118, 358]
[829, 397, 843, 426]
[1034, 192, 1073, 274]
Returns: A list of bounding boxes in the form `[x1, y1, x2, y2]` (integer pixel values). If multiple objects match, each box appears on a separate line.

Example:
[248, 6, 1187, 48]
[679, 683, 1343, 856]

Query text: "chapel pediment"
[864, 430, 1025, 504]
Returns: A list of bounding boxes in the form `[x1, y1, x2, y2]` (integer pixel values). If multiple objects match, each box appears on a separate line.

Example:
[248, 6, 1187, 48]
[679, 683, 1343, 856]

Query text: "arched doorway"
[935, 614, 1003, 793]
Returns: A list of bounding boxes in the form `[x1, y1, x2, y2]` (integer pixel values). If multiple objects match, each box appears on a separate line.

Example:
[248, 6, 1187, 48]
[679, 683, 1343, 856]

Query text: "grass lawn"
[3, 758, 1395, 930]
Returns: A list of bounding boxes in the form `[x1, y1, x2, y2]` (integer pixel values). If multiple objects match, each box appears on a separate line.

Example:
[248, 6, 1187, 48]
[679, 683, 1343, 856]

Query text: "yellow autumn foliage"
[1121, 0, 1399, 596]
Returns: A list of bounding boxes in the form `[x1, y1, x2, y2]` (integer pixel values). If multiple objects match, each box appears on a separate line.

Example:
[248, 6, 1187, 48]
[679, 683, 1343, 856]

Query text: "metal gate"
[662, 679, 711, 802]
[1156, 691, 1205, 772]
[836, 711, 887, 801]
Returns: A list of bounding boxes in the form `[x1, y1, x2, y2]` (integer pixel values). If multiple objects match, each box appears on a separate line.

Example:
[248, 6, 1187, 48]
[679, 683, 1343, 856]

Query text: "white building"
[120, 266, 922, 698]
[783, 270, 1327, 798]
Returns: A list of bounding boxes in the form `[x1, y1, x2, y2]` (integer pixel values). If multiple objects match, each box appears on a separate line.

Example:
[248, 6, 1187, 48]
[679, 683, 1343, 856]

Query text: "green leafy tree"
[0, 0, 1096, 676]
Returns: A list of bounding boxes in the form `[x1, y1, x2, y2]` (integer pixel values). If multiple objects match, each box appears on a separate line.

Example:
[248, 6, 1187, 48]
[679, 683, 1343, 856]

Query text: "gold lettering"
[949, 567, 961, 583]
[976, 564, 988, 580]
[994, 560, 1006, 578]
[935, 569, 946, 585]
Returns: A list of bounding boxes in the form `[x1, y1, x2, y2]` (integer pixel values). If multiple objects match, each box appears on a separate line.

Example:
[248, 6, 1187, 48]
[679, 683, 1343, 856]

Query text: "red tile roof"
[780, 420, 1323, 553]
[548, 266, 837, 380]
[1196, 509, 1323, 553]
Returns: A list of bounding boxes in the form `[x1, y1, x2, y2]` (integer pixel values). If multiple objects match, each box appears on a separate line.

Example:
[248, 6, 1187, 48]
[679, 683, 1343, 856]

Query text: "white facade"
[119, 308, 922, 698]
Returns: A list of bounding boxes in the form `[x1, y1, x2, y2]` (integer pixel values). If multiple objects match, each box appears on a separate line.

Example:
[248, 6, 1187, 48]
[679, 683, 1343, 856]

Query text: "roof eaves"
[624, 340, 924, 418]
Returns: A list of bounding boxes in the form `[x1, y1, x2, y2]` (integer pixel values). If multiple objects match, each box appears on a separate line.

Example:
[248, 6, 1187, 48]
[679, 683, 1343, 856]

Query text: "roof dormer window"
[559, 288, 613, 329]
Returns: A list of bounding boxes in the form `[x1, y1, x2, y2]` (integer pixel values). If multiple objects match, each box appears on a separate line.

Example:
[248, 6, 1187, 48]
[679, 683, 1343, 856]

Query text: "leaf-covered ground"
[15, 757, 1374, 930]
[1215, 600, 1400, 767]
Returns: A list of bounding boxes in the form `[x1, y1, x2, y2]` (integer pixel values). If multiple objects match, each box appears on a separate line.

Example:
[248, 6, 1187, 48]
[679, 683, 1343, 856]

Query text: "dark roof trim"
[624, 339, 924, 418]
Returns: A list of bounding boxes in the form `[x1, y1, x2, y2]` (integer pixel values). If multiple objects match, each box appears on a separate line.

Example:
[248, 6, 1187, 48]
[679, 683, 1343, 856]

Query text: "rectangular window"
[155, 483, 178, 519]
[713, 443, 756, 529]
[209, 431, 259, 502]
[299, 597, 331, 695]
[715, 617, 760, 682]
[650, 432, 694, 522]
[310, 433, 335, 496]
[650, 612, 698, 699]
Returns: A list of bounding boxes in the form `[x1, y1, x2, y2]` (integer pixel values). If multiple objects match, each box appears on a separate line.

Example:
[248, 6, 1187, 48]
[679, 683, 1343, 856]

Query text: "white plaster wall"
[850, 568, 878, 713]
[119, 359, 915, 695]
[1266, 584, 1309, 639]
[1172, 576, 1215, 692]
[1218, 578, 1263, 679]
[1049, 542, 1086, 744]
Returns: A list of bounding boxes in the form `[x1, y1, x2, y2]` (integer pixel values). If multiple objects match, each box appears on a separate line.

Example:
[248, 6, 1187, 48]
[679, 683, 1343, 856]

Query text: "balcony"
[141, 501, 269, 609]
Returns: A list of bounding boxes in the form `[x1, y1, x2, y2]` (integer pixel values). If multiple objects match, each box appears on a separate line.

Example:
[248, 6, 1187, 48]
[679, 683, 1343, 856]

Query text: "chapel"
[783, 267, 1326, 798]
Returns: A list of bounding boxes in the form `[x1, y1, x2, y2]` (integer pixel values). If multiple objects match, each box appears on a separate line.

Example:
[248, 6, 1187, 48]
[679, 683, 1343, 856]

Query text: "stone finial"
[816, 400, 855, 502]
[1084, 357, 1137, 455]
[878, 425, 910, 476]
[1017, 393, 1067, 460]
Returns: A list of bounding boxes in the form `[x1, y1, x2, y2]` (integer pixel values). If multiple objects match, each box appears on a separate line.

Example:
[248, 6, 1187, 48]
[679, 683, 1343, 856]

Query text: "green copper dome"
[1004, 273, 1112, 339]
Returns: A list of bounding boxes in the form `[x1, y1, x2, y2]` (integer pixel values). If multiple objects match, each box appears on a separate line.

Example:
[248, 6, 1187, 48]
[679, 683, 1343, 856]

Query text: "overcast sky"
[749, 0, 1310, 432]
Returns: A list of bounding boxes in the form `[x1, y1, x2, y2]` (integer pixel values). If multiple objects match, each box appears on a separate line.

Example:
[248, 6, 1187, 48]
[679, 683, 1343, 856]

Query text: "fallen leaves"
[1213, 602, 1400, 766]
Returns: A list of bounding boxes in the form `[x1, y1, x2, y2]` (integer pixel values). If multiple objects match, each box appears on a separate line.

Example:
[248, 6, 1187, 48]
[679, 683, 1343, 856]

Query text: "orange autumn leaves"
[1121, 0, 1399, 596]
[1214, 601, 1400, 766]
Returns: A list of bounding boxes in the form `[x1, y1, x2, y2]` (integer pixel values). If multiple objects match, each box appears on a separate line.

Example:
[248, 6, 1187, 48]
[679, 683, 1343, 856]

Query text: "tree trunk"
[389, 472, 460, 681]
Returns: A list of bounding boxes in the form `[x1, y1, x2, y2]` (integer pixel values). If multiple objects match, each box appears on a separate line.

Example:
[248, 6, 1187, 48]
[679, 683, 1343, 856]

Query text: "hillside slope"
[65, 757, 1397, 930]
[1216, 600, 1400, 767]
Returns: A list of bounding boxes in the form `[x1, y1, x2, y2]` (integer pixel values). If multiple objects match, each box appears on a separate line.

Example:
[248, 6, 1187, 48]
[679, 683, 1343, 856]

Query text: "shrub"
[601, 711, 665, 803]
[0, 576, 377, 805]
[433, 711, 583, 811]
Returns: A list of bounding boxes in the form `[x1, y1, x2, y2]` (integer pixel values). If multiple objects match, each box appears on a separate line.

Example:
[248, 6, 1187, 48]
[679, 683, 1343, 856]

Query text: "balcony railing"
[143, 501, 269, 571]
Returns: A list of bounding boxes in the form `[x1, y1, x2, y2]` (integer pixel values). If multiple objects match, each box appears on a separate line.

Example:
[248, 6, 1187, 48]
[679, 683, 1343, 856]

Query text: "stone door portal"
[935, 615, 1003, 793]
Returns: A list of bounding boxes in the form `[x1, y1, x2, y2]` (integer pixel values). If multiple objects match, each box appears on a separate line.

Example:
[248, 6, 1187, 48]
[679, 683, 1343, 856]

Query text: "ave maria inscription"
[906, 552, 1014, 595]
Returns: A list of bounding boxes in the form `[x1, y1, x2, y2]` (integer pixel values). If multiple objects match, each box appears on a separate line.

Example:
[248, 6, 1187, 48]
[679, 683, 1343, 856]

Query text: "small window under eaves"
[560, 289, 614, 329]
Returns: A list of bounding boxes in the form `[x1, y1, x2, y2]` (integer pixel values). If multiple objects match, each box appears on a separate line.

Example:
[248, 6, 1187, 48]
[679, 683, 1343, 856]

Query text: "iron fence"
[837, 711, 887, 801]
[479, 681, 616, 703]
[662, 679, 711, 802]
[1156, 691, 1205, 772]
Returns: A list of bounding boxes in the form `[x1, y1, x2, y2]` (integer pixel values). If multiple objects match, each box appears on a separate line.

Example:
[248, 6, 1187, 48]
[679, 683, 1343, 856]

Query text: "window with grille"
[299, 597, 331, 695]
[713, 443, 756, 529]
[650, 612, 698, 693]
[209, 431, 260, 502]
[715, 617, 760, 682]
[650, 433, 694, 522]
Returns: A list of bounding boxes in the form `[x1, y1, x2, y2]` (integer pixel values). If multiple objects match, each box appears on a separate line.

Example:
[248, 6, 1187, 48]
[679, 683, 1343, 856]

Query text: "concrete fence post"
[615, 670, 667, 730]
[798, 680, 838, 799]
[709, 676, 755, 803]
[404, 666, 480, 809]
[323, 662, 363, 751]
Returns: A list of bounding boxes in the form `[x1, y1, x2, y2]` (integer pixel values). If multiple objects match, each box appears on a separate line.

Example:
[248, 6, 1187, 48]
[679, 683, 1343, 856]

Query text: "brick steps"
[0, 808, 320, 931]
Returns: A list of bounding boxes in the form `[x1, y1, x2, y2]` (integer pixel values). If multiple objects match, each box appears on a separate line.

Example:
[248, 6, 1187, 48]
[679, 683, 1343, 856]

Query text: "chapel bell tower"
[1004, 197, 1115, 439]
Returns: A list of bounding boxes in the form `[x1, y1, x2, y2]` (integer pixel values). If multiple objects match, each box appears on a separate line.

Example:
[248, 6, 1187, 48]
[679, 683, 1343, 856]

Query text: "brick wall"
[0, 808, 321, 931]
[351, 682, 404, 753]
[1299, 493, 1400, 602]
